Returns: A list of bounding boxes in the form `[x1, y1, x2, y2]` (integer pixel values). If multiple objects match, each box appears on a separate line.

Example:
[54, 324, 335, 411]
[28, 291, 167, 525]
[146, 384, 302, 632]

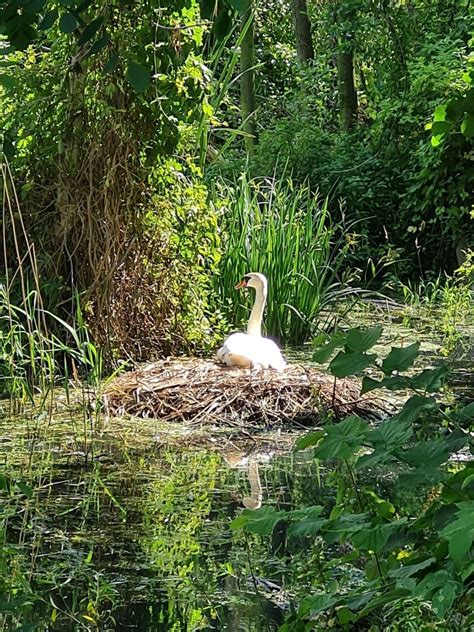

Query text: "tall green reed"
[213, 173, 359, 343]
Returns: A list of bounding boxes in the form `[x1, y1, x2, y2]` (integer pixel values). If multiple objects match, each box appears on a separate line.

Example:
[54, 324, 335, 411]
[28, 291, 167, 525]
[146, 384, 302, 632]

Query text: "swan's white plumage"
[217, 333, 286, 371]
[216, 272, 286, 371]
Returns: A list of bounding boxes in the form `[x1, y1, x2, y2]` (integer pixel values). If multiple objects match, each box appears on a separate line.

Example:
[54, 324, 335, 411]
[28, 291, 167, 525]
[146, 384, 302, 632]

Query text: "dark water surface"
[1, 309, 472, 631]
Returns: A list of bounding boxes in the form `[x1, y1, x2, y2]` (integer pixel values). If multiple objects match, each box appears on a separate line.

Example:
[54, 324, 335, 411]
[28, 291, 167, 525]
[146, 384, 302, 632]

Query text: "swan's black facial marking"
[243, 275, 251, 282]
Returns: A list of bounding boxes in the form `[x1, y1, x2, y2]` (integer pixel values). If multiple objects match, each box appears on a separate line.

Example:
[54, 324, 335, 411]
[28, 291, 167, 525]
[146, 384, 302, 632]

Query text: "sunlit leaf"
[294, 429, 324, 452]
[345, 326, 382, 353]
[382, 342, 420, 374]
[329, 351, 376, 378]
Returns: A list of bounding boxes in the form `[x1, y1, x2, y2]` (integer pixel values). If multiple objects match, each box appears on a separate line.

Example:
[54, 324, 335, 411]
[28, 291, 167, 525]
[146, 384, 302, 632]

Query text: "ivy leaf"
[59, 12, 78, 34]
[345, 326, 382, 353]
[382, 342, 420, 374]
[329, 351, 376, 378]
[126, 61, 150, 93]
[230, 506, 284, 535]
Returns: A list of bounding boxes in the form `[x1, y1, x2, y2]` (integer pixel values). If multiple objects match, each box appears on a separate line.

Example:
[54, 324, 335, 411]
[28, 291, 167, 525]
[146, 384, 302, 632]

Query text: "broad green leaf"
[461, 113, 474, 137]
[389, 556, 436, 579]
[85, 35, 110, 58]
[399, 439, 451, 468]
[288, 515, 327, 538]
[431, 582, 460, 618]
[413, 570, 462, 616]
[433, 104, 447, 121]
[300, 593, 338, 616]
[410, 365, 448, 392]
[430, 120, 451, 136]
[454, 402, 474, 423]
[25, 0, 47, 13]
[230, 506, 284, 535]
[392, 395, 436, 424]
[16, 481, 33, 498]
[314, 416, 370, 460]
[398, 466, 446, 489]
[440, 502, 474, 565]
[103, 51, 119, 75]
[382, 342, 420, 374]
[351, 519, 407, 554]
[126, 61, 150, 93]
[345, 326, 382, 353]
[329, 351, 376, 378]
[364, 489, 395, 518]
[0, 74, 16, 90]
[59, 13, 78, 34]
[361, 374, 408, 394]
[294, 429, 324, 452]
[39, 9, 58, 30]
[446, 96, 466, 119]
[77, 17, 104, 47]
[312, 333, 345, 363]
[227, 0, 251, 13]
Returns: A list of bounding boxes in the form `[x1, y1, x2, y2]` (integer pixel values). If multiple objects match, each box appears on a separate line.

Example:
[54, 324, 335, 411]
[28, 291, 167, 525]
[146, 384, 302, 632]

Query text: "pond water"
[1, 306, 472, 631]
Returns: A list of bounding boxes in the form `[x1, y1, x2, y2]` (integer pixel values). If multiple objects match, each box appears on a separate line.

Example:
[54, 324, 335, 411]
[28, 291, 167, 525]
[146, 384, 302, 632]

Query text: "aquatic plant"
[213, 173, 360, 343]
[232, 326, 473, 629]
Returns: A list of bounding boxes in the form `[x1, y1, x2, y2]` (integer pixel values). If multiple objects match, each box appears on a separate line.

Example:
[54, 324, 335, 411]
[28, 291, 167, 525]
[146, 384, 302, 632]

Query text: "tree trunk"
[336, 50, 358, 132]
[240, 10, 257, 153]
[291, 0, 314, 62]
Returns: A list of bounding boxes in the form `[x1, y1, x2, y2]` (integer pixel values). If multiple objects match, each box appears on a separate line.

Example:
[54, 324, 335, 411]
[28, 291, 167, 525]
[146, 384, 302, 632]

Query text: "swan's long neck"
[247, 281, 267, 337]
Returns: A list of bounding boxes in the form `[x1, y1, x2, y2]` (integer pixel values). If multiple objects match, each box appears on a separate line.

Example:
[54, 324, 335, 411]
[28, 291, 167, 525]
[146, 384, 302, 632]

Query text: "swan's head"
[235, 272, 267, 291]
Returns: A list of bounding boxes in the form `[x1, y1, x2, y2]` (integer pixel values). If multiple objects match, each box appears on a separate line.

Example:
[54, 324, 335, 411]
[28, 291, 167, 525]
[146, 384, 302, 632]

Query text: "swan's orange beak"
[235, 278, 247, 290]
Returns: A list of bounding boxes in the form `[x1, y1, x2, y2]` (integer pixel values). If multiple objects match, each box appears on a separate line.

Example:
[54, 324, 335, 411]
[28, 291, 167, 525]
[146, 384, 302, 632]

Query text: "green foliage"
[212, 173, 359, 342]
[233, 326, 473, 628]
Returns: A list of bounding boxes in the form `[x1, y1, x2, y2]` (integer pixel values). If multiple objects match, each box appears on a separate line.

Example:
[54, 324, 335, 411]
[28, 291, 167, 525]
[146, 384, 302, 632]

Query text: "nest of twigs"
[104, 358, 387, 429]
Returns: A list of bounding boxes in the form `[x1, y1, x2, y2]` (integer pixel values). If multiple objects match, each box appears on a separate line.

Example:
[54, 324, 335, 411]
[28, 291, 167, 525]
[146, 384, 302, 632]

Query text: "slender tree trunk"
[240, 9, 257, 153]
[336, 49, 358, 131]
[291, 0, 314, 61]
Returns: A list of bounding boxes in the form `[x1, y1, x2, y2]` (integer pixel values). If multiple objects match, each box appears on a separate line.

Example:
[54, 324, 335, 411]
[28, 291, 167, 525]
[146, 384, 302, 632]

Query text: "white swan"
[216, 272, 286, 371]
